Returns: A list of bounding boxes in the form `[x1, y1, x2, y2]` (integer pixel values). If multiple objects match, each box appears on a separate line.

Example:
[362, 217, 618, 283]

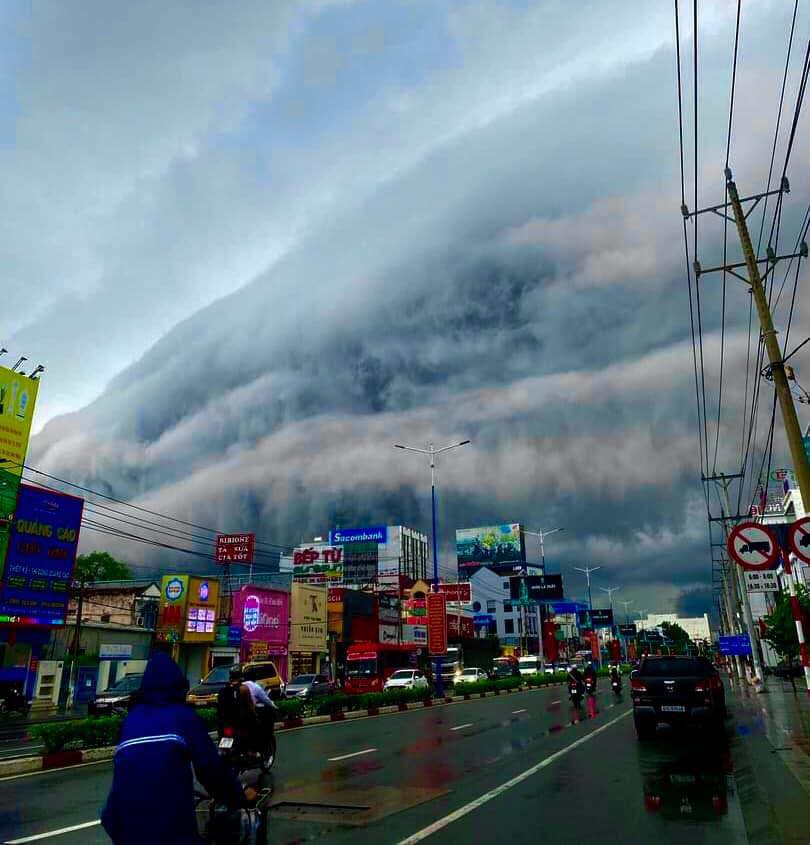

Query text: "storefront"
[232, 585, 289, 680]
[289, 583, 327, 678]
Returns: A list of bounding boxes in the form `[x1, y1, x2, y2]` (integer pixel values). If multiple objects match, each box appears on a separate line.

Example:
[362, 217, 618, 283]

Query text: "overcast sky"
[6, 1, 810, 615]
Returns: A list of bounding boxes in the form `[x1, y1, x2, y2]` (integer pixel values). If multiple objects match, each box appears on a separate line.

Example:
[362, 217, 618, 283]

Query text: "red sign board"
[447, 613, 474, 639]
[328, 588, 345, 604]
[427, 593, 447, 656]
[727, 521, 779, 571]
[438, 582, 471, 603]
[215, 533, 256, 564]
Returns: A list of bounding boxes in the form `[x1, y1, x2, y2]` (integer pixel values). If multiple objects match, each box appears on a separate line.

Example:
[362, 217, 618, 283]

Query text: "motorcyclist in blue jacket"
[102, 652, 248, 845]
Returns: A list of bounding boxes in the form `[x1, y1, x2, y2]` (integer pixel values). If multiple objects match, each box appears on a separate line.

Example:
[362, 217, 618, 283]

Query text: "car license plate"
[661, 705, 686, 713]
[218, 737, 234, 749]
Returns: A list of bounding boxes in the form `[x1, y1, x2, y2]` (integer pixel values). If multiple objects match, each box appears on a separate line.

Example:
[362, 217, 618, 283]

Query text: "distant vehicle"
[739, 541, 770, 555]
[383, 669, 429, 691]
[631, 656, 726, 740]
[545, 662, 569, 675]
[490, 656, 520, 679]
[437, 646, 464, 685]
[454, 667, 488, 685]
[186, 661, 284, 707]
[285, 674, 333, 699]
[518, 656, 542, 676]
[344, 643, 419, 694]
[88, 673, 143, 717]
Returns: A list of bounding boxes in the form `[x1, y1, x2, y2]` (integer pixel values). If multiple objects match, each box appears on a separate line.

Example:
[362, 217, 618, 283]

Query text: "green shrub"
[30, 716, 123, 754]
[315, 693, 351, 716]
[275, 698, 305, 720]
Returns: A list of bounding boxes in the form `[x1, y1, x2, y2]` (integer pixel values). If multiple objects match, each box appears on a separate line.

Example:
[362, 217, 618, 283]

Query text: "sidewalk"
[728, 676, 810, 844]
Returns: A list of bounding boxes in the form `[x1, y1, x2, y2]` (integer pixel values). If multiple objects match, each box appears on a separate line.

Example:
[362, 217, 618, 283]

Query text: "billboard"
[509, 574, 564, 602]
[456, 524, 524, 569]
[329, 525, 387, 544]
[0, 484, 83, 625]
[232, 585, 289, 647]
[157, 575, 219, 643]
[290, 583, 327, 652]
[438, 582, 471, 603]
[618, 623, 637, 636]
[215, 533, 255, 565]
[292, 544, 344, 587]
[0, 366, 40, 577]
[427, 592, 447, 656]
[589, 608, 614, 626]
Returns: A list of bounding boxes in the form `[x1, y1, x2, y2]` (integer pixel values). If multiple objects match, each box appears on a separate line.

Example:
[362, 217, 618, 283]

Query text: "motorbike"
[611, 676, 622, 695]
[0, 685, 30, 715]
[195, 788, 271, 844]
[218, 706, 276, 774]
[584, 675, 597, 696]
[568, 677, 584, 706]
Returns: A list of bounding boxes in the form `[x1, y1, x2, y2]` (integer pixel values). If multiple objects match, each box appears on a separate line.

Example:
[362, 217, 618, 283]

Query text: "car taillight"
[712, 795, 728, 815]
[630, 678, 647, 692]
[695, 675, 721, 693]
[644, 794, 661, 812]
[223, 726, 234, 738]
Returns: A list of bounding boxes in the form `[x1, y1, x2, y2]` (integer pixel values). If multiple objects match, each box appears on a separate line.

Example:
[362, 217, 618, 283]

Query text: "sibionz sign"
[215, 533, 255, 565]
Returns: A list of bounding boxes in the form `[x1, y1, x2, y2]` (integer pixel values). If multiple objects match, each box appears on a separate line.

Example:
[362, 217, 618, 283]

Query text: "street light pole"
[394, 439, 470, 698]
[574, 566, 600, 611]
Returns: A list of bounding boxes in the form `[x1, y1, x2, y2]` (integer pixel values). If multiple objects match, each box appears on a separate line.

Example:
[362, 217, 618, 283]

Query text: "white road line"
[450, 723, 473, 731]
[6, 820, 101, 843]
[327, 747, 377, 762]
[511, 709, 527, 715]
[550, 700, 561, 705]
[396, 708, 632, 845]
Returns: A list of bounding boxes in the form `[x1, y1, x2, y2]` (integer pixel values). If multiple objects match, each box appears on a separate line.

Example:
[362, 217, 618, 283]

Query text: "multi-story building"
[642, 613, 712, 642]
[67, 580, 161, 628]
[467, 567, 537, 647]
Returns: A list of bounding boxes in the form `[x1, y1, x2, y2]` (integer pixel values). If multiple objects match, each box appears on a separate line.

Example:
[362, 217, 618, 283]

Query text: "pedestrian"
[101, 652, 250, 845]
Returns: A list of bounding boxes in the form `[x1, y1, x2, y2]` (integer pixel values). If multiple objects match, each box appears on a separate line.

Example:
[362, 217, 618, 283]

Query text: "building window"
[502, 581, 509, 590]
[503, 601, 513, 613]
[504, 619, 515, 634]
[486, 600, 496, 613]
[101, 613, 111, 623]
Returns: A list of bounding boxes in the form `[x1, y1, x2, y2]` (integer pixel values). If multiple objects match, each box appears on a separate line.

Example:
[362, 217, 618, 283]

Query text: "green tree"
[763, 585, 810, 663]
[660, 621, 691, 653]
[75, 551, 132, 583]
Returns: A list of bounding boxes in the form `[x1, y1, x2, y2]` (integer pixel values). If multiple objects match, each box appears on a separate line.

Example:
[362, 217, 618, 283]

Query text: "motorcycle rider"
[567, 664, 585, 699]
[242, 674, 277, 747]
[217, 666, 261, 752]
[609, 664, 622, 688]
[102, 652, 250, 845]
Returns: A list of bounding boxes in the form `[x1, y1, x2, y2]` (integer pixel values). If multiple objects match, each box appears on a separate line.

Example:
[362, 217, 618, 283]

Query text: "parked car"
[383, 669, 429, 692]
[285, 674, 333, 699]
[88, 673, 144, 717]
[631, 656, 726, 740]
[453, 667, 489, 685]
[490, 657, 520, 679]
[186, 661, 284, 707]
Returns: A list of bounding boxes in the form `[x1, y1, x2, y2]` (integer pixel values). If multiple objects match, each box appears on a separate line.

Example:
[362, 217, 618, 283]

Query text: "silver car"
[284, 674, 332, 699]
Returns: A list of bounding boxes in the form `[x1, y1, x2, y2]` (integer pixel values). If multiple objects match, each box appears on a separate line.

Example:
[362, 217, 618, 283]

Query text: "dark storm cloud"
[23, 1, 810, 613]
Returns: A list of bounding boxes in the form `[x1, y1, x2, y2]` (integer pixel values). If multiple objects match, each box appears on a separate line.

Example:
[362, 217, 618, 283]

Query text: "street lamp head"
[393, 444, 406, 450]
[458, 440, 471, 446]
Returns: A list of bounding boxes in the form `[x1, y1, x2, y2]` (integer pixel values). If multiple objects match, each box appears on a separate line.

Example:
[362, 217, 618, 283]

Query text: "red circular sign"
[727, 521, 780, 571]
[787, 516, 810, 565]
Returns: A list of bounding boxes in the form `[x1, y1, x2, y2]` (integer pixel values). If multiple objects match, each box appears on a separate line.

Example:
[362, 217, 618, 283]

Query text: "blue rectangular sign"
[552, 602, 582, 614]
[718, 634, 752, 656]
[329, 525, 387, 544]
[0, 484, 84, 625]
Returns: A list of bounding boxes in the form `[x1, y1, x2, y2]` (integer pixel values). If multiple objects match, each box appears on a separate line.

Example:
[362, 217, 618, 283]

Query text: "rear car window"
[640, 657, 711, 676]
[244, 663, 277, 681]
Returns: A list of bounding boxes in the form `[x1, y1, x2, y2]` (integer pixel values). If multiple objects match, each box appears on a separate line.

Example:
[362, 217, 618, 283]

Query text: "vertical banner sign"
[0, 366, 39, 579]
[215, 533, 255, 565]
[290, 584, 327, 652]
[427, 592, 448, 656]
[157, 575, 190, 643]
[0, 484, 83, 625]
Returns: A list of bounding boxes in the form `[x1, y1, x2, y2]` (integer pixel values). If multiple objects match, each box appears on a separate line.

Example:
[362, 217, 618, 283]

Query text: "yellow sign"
[290, 583, 327, 652]
[184, 577, 220, 643]
[0, 366, 40, 576]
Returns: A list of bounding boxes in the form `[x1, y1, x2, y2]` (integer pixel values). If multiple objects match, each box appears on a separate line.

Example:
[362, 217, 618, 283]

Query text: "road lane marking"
[396, 708, 632, 845]
[327, 747, 377, 762]
[6, 820, 101, 843]
[450, 723, 473, 731]
[550, 700, 561, 704]
[511, 709, 527, 715]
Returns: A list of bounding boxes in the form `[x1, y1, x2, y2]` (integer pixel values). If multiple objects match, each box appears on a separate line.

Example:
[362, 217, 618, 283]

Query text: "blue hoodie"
[101, 653, 244, 845]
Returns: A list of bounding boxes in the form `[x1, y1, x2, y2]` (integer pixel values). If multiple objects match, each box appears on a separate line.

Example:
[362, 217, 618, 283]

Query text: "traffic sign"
[727, 521, 779, 571]
[618, 623, 637, 636]
[787, 516, 810, 566]
[718, 634, 752, 656]
[744, 570, 779, 593]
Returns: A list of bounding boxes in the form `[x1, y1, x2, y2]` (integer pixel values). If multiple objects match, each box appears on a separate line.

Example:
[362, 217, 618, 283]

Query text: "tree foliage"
[660, 621, 691, 652]
[763, 585, 810, 662]
[75, 551, 132, 583]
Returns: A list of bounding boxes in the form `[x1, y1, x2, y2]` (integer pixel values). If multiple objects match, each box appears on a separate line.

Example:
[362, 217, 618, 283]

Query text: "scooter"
[611, 676, 622, 695]
[218, 706, 276, 774]
[584, 675, 597, 696]
[195, 788, 271, 844]
[568, 677, 584, 706]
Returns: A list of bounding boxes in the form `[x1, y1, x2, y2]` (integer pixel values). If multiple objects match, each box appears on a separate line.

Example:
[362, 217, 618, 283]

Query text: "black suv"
[631, 656, 726, 739]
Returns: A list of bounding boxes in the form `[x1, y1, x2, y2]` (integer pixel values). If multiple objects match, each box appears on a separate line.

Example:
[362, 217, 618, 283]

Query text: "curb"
[2, 681, 568, 777]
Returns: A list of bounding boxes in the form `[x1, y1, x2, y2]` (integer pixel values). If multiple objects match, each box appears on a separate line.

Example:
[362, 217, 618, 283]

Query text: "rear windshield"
[244, 664, 277, 681]
[640, 658, 711, 676]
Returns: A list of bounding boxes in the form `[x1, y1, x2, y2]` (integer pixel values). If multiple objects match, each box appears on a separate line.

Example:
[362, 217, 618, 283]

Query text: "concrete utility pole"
[726, 175, 810, 504]
[67, 577, 85, 710]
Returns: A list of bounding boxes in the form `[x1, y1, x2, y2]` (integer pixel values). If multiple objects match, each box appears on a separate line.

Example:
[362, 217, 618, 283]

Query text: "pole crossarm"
[682, 177, 789, 221]
[693, 246, 807, 284]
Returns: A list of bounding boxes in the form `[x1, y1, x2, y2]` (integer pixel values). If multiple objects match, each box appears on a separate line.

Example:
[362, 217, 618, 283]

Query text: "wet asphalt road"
[0, 681, 791, 845]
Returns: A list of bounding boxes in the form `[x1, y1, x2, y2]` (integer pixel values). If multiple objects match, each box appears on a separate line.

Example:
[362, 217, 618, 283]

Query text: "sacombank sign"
[329, 525, 387, 544]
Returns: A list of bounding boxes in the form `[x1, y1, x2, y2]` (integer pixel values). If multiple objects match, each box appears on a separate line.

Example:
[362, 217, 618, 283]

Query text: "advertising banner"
[456, 524, 524, 569]
[427, 592, 447, 656]
[589, 608, 614, 626]
[343, 542, 378, 585]
[379, 623, 398, 644]
[0, 368, 40, 579]
[0, 484, 83, 625]
[290, 583, 327, 652]
[447, 613, 474, 640]
[184, 577, 219, 643]
[618, 623, 638, 636]
[401, 624, 428, 645]
[292, 544, 344, 586]
[215, 533, 255, 565]
[329, 525, 387, 544]
[157, 575, 190, 643]
[438, 582, 471, 603]
[233, 585, 289, 647]
[378, 594, 400, 623]
[508, 574, 564, 602]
